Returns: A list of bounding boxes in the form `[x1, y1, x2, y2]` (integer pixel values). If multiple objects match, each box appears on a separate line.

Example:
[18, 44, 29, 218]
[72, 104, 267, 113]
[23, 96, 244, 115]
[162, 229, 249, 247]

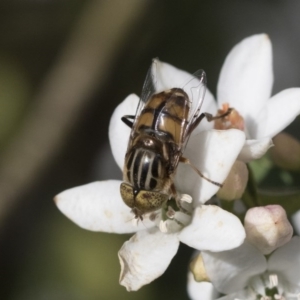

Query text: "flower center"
[250, 273, 300, 300]
[158, 196, 193, 233]
[214, 103, 245, 131]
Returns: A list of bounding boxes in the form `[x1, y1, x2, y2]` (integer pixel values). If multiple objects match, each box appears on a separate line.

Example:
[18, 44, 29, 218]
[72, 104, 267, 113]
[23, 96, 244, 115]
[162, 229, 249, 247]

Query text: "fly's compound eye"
[135, 190, 168, 212]
[120, 182, 134, 208]
[120, 182, 169, 213]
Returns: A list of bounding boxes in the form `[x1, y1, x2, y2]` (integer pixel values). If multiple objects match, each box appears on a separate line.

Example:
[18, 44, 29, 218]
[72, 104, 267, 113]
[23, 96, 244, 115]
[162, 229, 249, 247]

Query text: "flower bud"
[270, 133, 300, 171]
[189, 253, 210, 282]
[217, 161, 248, 201]
[292, 209, 300, 235]
[244, 205, 293, 254]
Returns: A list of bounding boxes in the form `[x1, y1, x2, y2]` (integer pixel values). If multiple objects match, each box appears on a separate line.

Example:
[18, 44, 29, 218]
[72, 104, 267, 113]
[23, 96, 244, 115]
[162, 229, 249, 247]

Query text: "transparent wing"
[129, 60, 206, 152]
[181, 69, 206, 145]
[182, 69, 207, 123]
[151, 67, 207, 150]
[131, 59, 157, 135]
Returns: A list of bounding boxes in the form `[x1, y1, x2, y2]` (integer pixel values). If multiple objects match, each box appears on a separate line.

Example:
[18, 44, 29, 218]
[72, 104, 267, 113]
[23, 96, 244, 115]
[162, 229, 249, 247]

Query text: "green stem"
[241, 164, 260, 209]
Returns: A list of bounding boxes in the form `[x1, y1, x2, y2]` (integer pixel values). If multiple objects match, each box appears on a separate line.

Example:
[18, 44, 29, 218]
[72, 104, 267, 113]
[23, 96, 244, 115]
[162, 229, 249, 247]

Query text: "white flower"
[188, 237, 300, 300]
[54, 60, 247, 291]
[196, 34, 300, 161]
[190, 33, 300, 200]
[188, 204, 294, 299]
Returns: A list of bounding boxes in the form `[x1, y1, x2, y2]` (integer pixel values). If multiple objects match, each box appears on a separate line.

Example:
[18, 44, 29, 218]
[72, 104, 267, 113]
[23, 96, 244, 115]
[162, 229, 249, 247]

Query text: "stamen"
[181, 194, 193, 203]
[269, 274, 278, 288]
[159, 220, 168, 233]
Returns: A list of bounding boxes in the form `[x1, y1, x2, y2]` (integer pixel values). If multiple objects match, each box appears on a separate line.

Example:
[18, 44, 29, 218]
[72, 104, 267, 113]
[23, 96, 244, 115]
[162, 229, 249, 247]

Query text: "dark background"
[0, 1, 299, 299]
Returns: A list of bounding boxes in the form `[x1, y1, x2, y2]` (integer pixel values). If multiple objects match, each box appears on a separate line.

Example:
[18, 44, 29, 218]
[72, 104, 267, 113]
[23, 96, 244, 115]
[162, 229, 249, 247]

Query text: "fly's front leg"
[121, 115, 135, 128]
[187, 108, 233, 136]
[179, 156, 223, 188]
[203, 107, 233, 122]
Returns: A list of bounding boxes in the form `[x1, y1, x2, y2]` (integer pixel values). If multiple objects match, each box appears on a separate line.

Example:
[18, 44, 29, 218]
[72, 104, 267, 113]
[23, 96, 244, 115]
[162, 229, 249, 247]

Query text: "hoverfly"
[120, 59, 231, 220]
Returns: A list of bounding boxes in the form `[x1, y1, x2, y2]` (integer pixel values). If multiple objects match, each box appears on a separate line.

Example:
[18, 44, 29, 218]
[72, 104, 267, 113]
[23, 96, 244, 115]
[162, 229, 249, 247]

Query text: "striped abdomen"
[124, 148, 166, 192]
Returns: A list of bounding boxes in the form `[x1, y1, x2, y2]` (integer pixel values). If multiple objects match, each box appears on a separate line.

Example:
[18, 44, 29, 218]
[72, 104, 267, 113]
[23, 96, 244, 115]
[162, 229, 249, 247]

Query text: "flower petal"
[54, 180, 155, 233]
[179, 205, 245, 252]
[187, 272, 218, 300]
[202, 241, 267, 294]
[217, 289, 256, 300]
[176, 129, 245, 204]
[109, 94, 139, 170]
[217, 34, 273, 127]
[217, 161, 248, 201]
[238, 137, 273, 162]
[154, 58, 208, 118]
[255, 88, 300, 139]
[268, 236, 300, 287]
[154, 58, 198, 93]
[118, 227, 179, 291]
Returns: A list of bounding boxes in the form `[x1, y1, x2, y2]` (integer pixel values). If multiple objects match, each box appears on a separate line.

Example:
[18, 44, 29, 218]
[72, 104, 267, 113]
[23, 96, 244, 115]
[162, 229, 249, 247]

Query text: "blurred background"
[0, 1, 300, 299]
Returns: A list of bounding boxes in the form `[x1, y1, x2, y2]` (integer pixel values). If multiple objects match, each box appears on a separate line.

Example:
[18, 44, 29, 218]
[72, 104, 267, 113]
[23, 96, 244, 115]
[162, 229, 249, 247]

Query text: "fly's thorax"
[134, 88, 190, 145]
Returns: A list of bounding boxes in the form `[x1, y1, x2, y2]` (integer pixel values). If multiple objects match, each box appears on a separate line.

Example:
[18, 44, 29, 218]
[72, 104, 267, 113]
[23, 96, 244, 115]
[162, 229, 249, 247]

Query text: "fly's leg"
[183, 109, 232, 186]
[187, 108, 233, 135]
[179, 156, 223, 188]
[121, 115, 135, 128]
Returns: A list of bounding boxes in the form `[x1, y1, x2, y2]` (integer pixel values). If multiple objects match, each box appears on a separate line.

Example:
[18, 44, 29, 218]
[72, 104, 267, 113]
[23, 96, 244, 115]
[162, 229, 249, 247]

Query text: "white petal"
[255, 88, 300, 139]
[154, 58, 207, 117]
[217, 34, 273, 127]
[176, 129, 245, 204]
[217, 289, 256, 300]
[187, 272, 218, 300]
[118, 227, 179, 291]
[202, 241, 267, 294]
[238, 137, 273, 162]
[179, 205, 245, 252]
[154, 58, 198, 92]
[54, 180, 155, 233]
[268, 236, 300, 287]
[217, 161, 248, 201]
[109, 94, 139, 170]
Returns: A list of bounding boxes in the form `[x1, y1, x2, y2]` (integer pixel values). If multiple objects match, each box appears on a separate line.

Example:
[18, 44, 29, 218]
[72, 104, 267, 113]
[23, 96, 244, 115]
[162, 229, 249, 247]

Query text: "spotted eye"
[135, 190, 168, 212]
[120, 182, 134, 208]
[120, 182, 169, 214]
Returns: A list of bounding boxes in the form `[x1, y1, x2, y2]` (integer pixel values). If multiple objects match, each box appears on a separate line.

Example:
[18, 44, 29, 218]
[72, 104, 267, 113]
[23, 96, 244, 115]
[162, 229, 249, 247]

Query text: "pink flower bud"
[244, 205, 293, 254]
